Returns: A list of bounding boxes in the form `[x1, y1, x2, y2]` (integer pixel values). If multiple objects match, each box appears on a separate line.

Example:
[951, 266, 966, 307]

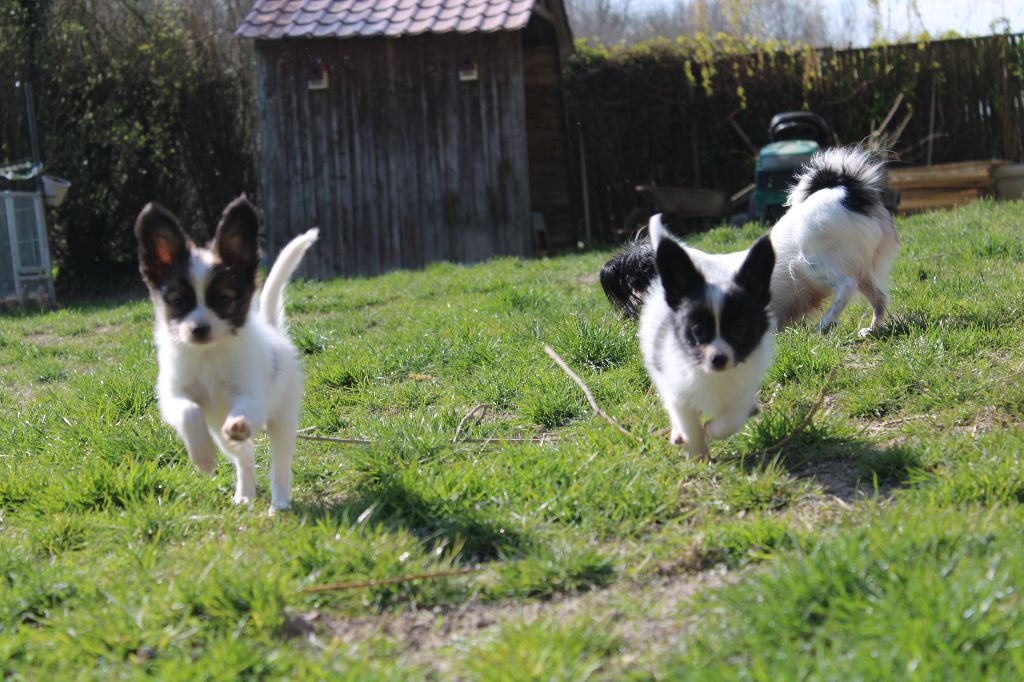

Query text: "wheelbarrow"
[622, 183, 754, 237]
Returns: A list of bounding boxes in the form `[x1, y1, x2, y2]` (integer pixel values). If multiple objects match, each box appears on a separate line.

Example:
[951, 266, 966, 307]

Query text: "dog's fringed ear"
[213, 196, 261, 273]
[734, 235, 775, 306]
[136, 202, 189, 286]
[656, 238, 705, 309]
[647, 213, 669, 250]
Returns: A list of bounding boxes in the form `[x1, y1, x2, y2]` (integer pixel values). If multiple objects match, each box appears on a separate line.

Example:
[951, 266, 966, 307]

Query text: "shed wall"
[255, 33, 531, 279]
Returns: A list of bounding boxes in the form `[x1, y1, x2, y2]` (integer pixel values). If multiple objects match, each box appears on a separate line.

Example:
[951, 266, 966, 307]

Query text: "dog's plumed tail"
[786, 147, 885, 214]
[259, 228, 319, 329]
[600, 240, 656, 318]
[600, 214, 669, 318]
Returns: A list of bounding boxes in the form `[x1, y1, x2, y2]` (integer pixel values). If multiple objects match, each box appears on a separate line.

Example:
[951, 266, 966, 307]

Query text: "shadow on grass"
[290, 481, 529, 563]
[734, 432, 924, 502]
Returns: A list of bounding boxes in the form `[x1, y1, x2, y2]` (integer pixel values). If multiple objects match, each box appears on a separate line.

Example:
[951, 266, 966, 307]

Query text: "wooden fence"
[567, 33, 1024, 239]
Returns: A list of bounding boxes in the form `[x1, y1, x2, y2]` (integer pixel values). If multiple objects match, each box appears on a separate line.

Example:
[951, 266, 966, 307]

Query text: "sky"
[824, 0, 1024, 47]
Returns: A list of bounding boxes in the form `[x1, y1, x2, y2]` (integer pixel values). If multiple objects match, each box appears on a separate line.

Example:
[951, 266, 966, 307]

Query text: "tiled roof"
[236, 0, 536, 39]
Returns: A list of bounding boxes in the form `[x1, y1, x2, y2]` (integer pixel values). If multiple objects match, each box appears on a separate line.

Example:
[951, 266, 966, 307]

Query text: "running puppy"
[602, 146, 899, 335]
[639, 214, 776, 457]
[136, 196, 318, 513]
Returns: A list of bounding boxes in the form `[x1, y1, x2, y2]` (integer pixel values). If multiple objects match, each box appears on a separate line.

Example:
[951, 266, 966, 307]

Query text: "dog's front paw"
[669, 428, 686, 445]
[232, 491, 253, 505]
[222, 416, 251, 442]
[858, 326, 876, 338]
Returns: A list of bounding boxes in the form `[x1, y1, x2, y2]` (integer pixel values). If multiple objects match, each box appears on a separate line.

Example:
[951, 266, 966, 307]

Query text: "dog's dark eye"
[210, 289, 236, 307]
[166, 292, 186, 308]
[690, 322, 709, 343]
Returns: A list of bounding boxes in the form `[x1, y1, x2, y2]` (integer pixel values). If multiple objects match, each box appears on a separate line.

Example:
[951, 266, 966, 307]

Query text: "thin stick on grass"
[297, 432, 556, 446]
[543, 344, 636, 440]
[301, 565, 487, 594]
[297, 434, 374, 445]
[743, 369, 837, 460]
[452, 403, 492, 443]
[460, 436, 559, 444]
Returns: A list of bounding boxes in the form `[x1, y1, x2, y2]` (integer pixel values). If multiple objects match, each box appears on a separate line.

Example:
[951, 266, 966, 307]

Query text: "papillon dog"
[602, 146, 899, 336]
[136, 196, 318, 512]
[638, 215, 776, 457]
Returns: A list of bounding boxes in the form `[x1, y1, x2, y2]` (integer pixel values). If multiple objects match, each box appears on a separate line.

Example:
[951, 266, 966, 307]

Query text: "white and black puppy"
[772, 147, 899, 335]
[639, 214, 776, 458]
[136, 196, 318, 512]
[602, 147, 899, 336]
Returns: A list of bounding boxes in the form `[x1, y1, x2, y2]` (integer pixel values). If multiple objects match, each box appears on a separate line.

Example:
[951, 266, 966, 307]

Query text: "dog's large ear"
[213, 196, 261, 272]
[733, 235, 775, 306]
[136, 202, 189, 287]
[656, 238, 705, 309]
[647, 213, 668, 250]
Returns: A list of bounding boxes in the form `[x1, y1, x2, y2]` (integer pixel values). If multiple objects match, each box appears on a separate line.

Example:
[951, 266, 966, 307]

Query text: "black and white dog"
[639, 215, 776, 457]
[602, 147, 899, 335]
[136, 196, 318, 513]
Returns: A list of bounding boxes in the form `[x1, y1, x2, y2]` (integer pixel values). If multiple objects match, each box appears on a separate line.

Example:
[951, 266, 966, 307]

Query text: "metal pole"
[22, 80, 56, 304]
[23, 81, 44, 195]
[23, 82, 41, 165]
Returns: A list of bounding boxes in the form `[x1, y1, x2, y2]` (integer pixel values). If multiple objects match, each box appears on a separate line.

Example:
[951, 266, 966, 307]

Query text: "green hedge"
[0, 0, 255, 291]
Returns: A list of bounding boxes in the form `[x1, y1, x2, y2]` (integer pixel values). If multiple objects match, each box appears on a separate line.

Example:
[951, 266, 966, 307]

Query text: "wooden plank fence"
[567, 33, 1024, 239]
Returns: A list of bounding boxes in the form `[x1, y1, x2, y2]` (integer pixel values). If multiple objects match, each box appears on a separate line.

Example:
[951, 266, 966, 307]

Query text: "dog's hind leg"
[665, 401, 709, 459]
[266, 412, 298, 513]
[705, 397, 759, 441]
[215, 433, 256, 505]
[160, 396, 216, 473]
[858, 280, 889, 336]
[817, 273, 857, 333]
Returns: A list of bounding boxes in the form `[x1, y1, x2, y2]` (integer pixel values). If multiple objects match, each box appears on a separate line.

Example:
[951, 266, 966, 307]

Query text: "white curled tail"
[259, 228, 319, 329]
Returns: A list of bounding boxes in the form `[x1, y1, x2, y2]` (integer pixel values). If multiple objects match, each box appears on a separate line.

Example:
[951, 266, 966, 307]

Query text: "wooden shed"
[237, 0, 576, 279]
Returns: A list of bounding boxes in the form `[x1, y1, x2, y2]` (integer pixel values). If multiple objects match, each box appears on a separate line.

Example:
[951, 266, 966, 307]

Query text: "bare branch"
[452, 404, 492, 443]
[297, 434, 373, 445]
[300, 566, 487, 594]
[543, 345, 636, 440]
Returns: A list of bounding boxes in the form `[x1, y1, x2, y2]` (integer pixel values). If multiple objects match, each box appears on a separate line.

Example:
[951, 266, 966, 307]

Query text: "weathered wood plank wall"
[524, 41, 574, 247]
[255, 32, 530, 279]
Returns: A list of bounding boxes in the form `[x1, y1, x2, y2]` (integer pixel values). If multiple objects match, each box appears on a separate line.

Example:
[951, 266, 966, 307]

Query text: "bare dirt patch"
[24, 332, 61, 347]
[285, 565, 743, 678]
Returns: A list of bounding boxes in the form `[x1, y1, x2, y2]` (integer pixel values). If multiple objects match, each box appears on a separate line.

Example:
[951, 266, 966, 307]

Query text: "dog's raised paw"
[222, 416, 251, 442]
[669, 428, 685, 445]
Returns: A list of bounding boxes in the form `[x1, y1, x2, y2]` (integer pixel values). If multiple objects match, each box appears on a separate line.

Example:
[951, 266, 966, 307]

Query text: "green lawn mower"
[743, 111, 898, 223]
[748, 111, 830, 222]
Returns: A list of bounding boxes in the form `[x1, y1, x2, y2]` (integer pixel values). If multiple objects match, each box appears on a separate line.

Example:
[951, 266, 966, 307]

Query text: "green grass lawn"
[2, 199, 1024, 679]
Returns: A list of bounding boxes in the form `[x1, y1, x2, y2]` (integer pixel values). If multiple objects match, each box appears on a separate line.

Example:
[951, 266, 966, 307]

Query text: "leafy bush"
[0, 0, 256, 291]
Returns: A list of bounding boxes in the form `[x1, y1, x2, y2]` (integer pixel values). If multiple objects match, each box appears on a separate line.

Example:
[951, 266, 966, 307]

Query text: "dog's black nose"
[192, 324, 211, 342]
[711, 353, 728, 369]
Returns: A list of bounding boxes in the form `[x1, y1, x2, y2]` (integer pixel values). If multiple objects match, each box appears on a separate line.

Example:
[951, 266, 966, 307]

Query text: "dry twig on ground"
[543, 344, 636, 440]
[301, 566, 487, 594]
[452, 403, 492, 443]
